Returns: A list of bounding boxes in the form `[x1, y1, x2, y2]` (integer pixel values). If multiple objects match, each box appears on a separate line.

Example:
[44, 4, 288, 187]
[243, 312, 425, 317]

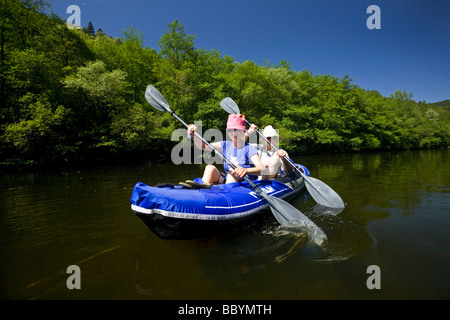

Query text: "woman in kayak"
[245, 124, 293, 179]
[187, 114, 265, 185]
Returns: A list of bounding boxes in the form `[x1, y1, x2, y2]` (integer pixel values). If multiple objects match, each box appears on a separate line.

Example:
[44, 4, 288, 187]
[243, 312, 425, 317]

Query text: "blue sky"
[48, 0, 450, 103]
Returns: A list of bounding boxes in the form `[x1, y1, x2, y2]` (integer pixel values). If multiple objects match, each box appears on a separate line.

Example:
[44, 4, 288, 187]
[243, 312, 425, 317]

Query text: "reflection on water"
[312, 214, 375, 263]
[132, 226, 311, 299]
[1, 149, 449, 299]
[131, 212, 374, 299]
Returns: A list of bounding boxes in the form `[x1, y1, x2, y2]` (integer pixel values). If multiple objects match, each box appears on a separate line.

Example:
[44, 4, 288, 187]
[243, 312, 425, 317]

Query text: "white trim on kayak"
[131, 185, 301, 221]
[131, 203, 270, 220]
[204, 187, 287, 210]
[205, 198, 262, 210]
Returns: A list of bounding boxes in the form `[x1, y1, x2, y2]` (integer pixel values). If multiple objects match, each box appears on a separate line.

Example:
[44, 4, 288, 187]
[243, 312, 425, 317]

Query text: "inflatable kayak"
[130, 165, 310, 239]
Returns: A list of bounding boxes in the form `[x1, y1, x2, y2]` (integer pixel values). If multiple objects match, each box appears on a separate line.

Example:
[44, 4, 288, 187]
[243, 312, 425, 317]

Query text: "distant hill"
[429, 99, 450, 107]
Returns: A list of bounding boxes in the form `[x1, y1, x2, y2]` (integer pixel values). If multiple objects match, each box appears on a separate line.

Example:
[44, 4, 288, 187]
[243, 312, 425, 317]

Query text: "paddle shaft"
[220, 97, 305, 178]
[163, 111, 262, 193]
[186, 117, 326, 238]
[146, 87, 332, 235]
[245, 119, 307, 176]
[145, 88, 259, 188]
[220, 96, 344, 208]
[245, 119, 347, 209]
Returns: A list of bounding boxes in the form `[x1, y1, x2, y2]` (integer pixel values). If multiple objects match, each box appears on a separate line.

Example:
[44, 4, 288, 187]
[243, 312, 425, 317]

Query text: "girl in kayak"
[187, 114, 265, 184]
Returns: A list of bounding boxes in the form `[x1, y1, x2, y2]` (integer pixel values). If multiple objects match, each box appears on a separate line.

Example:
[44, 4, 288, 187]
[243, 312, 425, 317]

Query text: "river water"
[0, 149, 449, 300]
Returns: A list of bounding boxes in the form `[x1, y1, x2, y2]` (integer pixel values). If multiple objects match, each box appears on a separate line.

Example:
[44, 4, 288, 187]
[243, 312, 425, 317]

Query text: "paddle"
[220, 97, 345, 209]
[145, 85, 327, 246]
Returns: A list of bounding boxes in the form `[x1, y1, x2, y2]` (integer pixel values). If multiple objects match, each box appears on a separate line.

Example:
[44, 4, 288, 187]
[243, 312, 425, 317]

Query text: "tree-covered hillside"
[430, 100, 450, 108]
[1, 0, 448, 166]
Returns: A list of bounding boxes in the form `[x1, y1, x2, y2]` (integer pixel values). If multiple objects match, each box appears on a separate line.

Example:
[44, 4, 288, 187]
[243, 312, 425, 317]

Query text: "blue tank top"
[221, 141, 258, 180]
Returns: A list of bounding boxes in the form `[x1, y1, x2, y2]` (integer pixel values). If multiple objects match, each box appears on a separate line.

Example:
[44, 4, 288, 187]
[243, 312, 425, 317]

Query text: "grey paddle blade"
[220, 97, 240, 114]
[259, 191, 328, 246]
[304, 176, 345, 209]
[145, 85, 171, 112]
[313, 204, 344, 216]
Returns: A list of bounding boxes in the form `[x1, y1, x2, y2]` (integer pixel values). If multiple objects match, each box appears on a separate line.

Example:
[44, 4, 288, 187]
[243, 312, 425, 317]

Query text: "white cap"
[262, 125, 279, 138]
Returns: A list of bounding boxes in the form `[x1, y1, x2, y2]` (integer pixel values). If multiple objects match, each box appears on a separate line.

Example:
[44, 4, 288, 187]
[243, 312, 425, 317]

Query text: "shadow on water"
[131, 192, 375, 299]
[132, 229, 312, 299]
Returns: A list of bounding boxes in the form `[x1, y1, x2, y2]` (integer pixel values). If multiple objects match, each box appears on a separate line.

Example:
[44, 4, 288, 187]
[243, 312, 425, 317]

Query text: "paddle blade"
[145, 85, 171, 112]
[313, 204, 344, 216]
[304, 176, 345, 209]
[259, 191, 327, 246]
[220, 97, 240, 114]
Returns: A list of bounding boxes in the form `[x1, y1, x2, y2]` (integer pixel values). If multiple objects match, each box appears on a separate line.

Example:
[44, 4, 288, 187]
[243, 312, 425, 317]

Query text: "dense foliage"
[1, 0, 448, 166]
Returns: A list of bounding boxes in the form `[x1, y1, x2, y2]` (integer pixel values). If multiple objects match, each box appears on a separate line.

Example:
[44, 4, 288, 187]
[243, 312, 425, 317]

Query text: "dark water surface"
[1, 149, 449, 300]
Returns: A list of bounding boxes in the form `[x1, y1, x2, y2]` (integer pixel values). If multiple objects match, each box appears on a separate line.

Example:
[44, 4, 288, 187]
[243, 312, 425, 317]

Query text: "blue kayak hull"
[131, 169, 306, 239]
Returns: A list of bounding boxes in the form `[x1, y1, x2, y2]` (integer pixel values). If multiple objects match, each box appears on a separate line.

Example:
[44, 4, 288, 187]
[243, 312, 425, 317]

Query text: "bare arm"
[277, 150, 293, 174]
[187, 124, 221, 152]
[244, 124, 257, 141]
[228, 154, 265, 181]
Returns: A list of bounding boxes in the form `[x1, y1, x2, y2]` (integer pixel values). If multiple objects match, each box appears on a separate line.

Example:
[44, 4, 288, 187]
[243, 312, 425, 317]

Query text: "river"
[0, 149, 449, 300]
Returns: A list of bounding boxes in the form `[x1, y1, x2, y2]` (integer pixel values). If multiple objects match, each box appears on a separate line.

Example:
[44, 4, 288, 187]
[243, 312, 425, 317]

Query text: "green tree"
[154, 19, 199, 126]
[87, 21, 95, 36]
[158, 19, 196, 69]
[0, 0, 53, 118]
[0, 5, 448, 167]
[62, 60, 127, 156]
[2, 93, 69, 164]
[119, 27, 157, 103]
